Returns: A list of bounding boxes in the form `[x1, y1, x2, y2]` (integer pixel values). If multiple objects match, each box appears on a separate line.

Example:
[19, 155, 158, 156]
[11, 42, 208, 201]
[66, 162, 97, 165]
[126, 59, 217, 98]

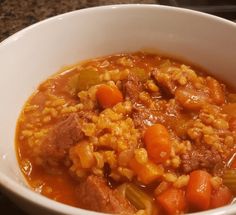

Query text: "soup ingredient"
[222, 169, 236, 193]
[144, 124, 171, 163]
[69, 69, 100, 94]
[76, 175, 136, 213]
[181, 146, 222, 174]
[175, 88, 207, 110]
[96, 84, 123, 108]
[123, 73, 143, 102]
[210, 185, 233, 208]
[129, 158, 164, 184]
[39, 113, 84, 167]
[156, 188, 186, 215]
[69, 141, 95, 169]
[206, 77, 225, 105]
[131, 67, 149, 82]
[123, 183, 157, 215]
[186, 170, 212, 210]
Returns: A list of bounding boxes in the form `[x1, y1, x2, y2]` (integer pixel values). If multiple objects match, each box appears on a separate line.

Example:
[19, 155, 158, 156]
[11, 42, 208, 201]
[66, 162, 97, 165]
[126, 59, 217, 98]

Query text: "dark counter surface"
[0, 0, 157, 42]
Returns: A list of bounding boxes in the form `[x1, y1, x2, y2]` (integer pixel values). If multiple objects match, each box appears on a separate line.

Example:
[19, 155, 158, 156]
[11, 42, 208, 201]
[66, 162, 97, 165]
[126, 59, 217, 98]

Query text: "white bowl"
[0, 4, 236, 215]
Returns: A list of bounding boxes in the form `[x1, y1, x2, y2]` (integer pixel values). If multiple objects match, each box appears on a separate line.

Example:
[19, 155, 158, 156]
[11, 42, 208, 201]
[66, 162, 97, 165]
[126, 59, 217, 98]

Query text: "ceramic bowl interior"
[0, 4, 236, 215]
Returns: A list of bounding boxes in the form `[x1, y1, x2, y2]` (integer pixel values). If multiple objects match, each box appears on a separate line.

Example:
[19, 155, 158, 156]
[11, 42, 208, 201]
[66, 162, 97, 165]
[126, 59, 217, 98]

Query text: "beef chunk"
[40, 113, 84, 167]
[76, 175, 136, 214]
[132, 105, 162, 129]
[181, 145, 222, 174]
[152, 68, 176, 96]
[123, 73, 143, 102]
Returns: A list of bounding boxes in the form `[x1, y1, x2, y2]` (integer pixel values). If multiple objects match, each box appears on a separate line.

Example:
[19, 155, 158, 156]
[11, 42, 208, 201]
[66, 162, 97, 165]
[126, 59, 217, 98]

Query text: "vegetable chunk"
[144, 124, 171, 163]
[186, 170, 212, 210]
[96, 84, 123, 108]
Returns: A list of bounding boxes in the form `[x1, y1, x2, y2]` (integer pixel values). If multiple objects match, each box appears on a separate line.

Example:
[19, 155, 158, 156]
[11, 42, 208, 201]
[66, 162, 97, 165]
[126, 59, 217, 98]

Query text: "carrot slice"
[144, 124, 171, 163]
[129, 158, 163, 184]
[156, 188, 186, 215]
[96, 84, 123, 108]
[210, 185, 233, 209]
[186, 170, 212, 210]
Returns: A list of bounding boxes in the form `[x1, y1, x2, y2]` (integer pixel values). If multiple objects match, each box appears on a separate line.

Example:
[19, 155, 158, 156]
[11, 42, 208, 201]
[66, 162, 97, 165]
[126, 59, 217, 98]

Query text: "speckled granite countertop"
[0, 0, 158, 42]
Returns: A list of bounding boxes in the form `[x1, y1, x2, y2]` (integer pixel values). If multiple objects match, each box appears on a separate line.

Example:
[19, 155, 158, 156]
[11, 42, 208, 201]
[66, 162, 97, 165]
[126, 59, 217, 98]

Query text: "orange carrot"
[175, 88, 207, 110]
[210, 185, 233, 209]
[96, 84, 123, 108]
[144, 124, 171, 163]
[186, 170, 212, 210]
[156, 188, 186, 215]
[129, 158, 163, 184]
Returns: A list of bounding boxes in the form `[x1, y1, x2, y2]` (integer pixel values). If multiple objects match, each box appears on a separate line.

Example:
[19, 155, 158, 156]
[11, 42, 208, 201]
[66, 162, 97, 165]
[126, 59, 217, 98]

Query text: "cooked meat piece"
[123, 73, 143, 102]
[132, 99, 182, 131]
[152, 68, 176, 95]
[77, 110, 98, 122]
[40, 113, 84, 167]
[76, 175, 136, 214]
[132, 105, 161, 129]
[181, 145, 222, 174]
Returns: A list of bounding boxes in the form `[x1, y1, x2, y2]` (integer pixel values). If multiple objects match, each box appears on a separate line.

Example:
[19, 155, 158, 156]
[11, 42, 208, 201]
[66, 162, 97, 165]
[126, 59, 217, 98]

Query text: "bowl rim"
[1, 3, 235, 47]
[0, 4, 236, 215]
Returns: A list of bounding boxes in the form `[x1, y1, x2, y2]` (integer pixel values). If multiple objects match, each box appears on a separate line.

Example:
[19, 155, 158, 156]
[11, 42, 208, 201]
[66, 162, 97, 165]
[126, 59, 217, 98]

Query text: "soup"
[16, 52, 236, 214]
